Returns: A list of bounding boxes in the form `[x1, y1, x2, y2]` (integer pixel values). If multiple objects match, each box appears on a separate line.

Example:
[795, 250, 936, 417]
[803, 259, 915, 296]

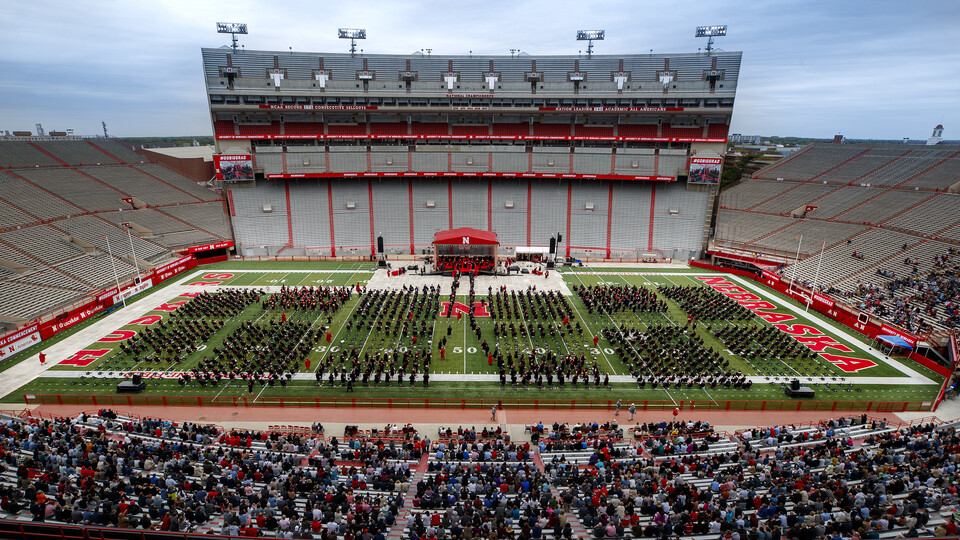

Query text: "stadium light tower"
[217, 22, 248, 53]
[576, 30, 604, 59]
[695, 25, 727, 55]
[338, 28, 367, 57]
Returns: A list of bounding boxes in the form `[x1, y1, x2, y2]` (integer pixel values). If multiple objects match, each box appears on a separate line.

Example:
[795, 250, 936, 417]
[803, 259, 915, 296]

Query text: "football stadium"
[0, 14, 958, 540]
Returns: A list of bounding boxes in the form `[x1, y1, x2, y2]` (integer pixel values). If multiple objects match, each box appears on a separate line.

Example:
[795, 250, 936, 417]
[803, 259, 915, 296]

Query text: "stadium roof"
[433, 227, 499, 245]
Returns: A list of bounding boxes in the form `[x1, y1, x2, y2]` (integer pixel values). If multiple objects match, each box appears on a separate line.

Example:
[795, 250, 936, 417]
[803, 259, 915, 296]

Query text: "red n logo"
[59, 349, 110, 366]
[440, 302, 490, 317]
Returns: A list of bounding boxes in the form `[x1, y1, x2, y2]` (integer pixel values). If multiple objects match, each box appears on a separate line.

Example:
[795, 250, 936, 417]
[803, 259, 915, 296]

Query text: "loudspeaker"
[790, 379, 800, 391]
[556, 233, 562, 243]
[132, 374, 143, 386]
[549, 237, 556, 254]
[377, 236, 384, 254]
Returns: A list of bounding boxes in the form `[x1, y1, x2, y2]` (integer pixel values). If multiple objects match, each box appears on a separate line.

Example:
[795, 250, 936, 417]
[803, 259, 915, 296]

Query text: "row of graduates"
[490, 319, 584, 340]
[202, 317, 321, 382]
[345, 287, 441, 334]
[573, 283, 666, 315]
[174, 288, 261, 319]
[261, 284, 351, 313]
[314, 344, 435, 389]
[659, 285, 753, 321]
[487, 288, 573, 322]
[118, 318, 222, 362]
[603, 323, 751, 390]
[713, 323, 817, 361]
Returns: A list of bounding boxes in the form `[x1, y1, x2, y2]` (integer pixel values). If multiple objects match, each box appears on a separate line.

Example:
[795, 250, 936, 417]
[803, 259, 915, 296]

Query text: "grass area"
[4, 264, 944, 408]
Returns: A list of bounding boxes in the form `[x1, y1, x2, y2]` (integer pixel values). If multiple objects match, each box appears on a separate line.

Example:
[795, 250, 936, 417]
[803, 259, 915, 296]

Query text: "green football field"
[3, 261, 945, 408]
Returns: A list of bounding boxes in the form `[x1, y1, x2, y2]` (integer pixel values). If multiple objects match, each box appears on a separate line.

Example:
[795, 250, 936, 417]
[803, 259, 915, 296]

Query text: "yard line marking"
[569, 271, 618, 376]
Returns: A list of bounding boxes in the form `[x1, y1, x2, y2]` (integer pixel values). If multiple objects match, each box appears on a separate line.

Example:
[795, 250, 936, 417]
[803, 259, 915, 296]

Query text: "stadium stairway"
[806, 148, 872, 183]
[129, 165, 205, 203]
[0, 235, 94, 289]
[71, 167, 135, 200]
[386, 454, 428, 540]
[25, 142, 69, 167]
[155, 204, 227, 240]
[85, 140, 123, 163]
[3, 169, 85, 217]
[752, 145, 814, 179]
[828, 187, 931, 223]
[744, 181, 808, 212]
[550, 485, 590, 538]
[878, 193, 954, 228]
[742, 213, 803, 244]
[850, 148, 916, 184]
[891, 148, 960, 188]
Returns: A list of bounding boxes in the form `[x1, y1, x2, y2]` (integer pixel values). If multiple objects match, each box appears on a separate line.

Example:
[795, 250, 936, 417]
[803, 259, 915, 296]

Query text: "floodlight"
[695, 25, 726, 37]
[576, 30, 605, 41]
[695, 25, 727, 55]
[576, 29, 605, 58]
[338, 28, 367, 57]
[217, 22, 248, 34]
[338, 28, 366, 39]
[217, 22, 248, 53]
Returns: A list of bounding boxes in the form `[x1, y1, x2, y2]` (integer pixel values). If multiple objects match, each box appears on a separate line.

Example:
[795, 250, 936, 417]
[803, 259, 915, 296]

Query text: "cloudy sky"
[1, 0, 956, 139]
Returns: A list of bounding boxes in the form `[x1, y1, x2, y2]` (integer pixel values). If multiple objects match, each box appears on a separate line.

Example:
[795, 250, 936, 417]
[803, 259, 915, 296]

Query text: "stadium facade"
[202, 48, 741, 260]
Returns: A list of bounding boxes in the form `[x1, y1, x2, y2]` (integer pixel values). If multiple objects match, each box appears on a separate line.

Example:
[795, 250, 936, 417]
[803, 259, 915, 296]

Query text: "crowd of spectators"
[828, 250, 958, 333]
[0, 411, 957, 540]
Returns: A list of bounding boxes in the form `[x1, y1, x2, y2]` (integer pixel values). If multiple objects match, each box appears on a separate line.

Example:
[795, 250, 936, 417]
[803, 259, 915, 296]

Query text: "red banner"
[39, 302, 104, 340]
[812, 293, 835, 308]
[96, 287, 119, 303]
[258, 105, 378, 110]
[0, 323, 40, 351]
[216, 134, 727, 143]
[188, 241, 233, 254]
[265, 171, 675, 182]
[151, 256, 196, 283]
[538, 107, 684, 112]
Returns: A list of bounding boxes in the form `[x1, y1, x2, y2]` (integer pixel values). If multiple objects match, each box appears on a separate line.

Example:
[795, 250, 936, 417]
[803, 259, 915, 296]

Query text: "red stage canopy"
[433, 227, 499, 245]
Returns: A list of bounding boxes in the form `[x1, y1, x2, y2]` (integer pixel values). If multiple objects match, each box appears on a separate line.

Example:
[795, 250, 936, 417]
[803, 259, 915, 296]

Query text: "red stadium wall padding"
[196, 254, 228, 265]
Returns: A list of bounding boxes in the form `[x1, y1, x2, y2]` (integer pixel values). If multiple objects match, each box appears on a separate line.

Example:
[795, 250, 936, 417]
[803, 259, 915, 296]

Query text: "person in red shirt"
[38, 351, 46, 365]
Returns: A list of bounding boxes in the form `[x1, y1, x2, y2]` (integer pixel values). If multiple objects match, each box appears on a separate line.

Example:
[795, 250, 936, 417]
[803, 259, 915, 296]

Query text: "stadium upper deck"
[202, 49, 739, 146]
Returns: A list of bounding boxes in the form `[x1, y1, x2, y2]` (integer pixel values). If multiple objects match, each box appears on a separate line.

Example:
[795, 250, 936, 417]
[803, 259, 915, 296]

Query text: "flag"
[804, 205, 819, 213]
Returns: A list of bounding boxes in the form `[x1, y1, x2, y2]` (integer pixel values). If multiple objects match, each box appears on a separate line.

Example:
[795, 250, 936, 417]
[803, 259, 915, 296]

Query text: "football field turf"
[4, 261, 944, 408]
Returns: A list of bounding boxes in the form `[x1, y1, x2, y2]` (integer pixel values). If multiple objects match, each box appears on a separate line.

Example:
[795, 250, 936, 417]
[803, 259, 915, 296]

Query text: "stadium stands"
[31, 140, 120, 165]
[2, 412, 953, 540]
[0, 139, 229, 323]
[0, 141, 62, 168]
[717, 143, 960, 336]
